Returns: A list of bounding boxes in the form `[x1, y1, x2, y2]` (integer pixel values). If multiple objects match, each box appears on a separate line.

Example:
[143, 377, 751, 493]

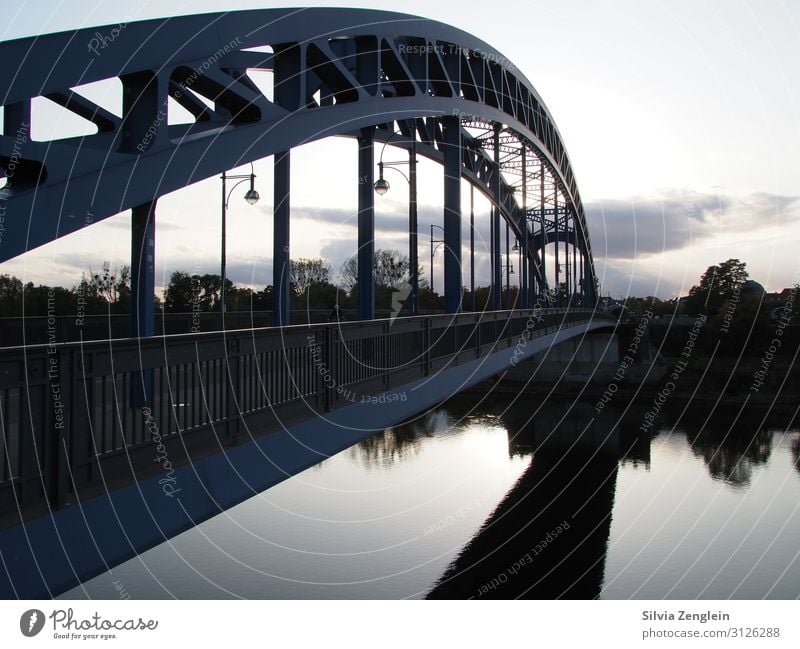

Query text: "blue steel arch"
[0, 7, 597, 306]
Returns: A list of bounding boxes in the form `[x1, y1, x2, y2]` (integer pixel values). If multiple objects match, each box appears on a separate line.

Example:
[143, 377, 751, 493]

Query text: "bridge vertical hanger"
[520, 147, 529, 308]
[122, 71, 163, 345]
[491, 124, 502, 310]
[540, 162, 547, 296]
[584, 243, 595, 306]
[505, 221, 510, 308]
[442, 117, 462, 314]
[272, 43, 302, 327]
[470, 185, 476, 311]
[131, 202, 156, 340]
[554, 188, 560, 301]
[130, 200, 155, 406]
[572, 209, 578, 305]
[565, 207, 570, 302]
[409, 142, 418, 315]
[273, 151, 291, 327]
[358, 128, 375, 320]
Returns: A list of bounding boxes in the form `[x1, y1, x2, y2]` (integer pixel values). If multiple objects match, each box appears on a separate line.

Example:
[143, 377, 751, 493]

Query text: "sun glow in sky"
[2, 0, 799, 298]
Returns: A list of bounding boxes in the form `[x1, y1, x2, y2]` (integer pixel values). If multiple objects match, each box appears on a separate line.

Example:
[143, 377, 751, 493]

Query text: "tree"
[290, 258, 330, 295]
[338, 249, 423, 293]
[338, 256, 359, 292]
[684, 259, 748, 316]
[85, 262, 131, 313]
[0, 274, 24, 316]
[195, 274, 226, 311]
[374, 249, 410, 289]
[163, 271, 195, 313]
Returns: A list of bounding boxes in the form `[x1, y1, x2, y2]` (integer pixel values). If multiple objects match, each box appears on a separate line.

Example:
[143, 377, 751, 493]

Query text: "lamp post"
[374, 133, 418, 315]
[430, 224, 445, 299]
[505, 259, 515, 309]
[557, 262, 570, 306]
[221, 163, 259, 318]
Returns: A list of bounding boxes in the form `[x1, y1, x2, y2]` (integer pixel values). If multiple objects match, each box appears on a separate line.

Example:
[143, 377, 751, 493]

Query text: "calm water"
[63, 394, 800, 599]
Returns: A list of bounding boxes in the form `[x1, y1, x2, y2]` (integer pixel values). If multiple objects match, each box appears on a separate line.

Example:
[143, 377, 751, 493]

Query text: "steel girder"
[0, 7, 597, 300]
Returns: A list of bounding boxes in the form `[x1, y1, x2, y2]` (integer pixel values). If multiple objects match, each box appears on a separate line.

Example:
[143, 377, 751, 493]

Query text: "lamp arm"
[381, 164, 410, 184]
[225, 178, 251, 208]
[377, 129, 416, 166]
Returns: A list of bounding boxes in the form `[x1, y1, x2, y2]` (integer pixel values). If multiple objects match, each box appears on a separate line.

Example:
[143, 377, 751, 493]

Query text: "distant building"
[740, 279, 766, 297]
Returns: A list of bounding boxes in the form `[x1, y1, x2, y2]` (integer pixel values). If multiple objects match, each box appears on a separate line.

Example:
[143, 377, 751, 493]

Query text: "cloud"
[585, 191, 799, 260]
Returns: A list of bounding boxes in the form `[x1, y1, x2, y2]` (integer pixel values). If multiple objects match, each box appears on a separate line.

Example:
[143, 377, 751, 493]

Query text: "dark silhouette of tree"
[684, 258, 748, 316]
[0, 274, 24, 316]
[78, 262, 131, 314]
[290, 258, 330, 295]
[23, 283, 75, 315]
[338, 250, 425, 306]
[374, 249, 410, 289]
[689, 426, 772, 488]
[163, 271, 195, 312]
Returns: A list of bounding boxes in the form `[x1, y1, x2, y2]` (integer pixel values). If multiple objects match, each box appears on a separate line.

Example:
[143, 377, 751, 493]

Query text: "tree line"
[0, 250, 441, 317]
[3, 255, 794, 322]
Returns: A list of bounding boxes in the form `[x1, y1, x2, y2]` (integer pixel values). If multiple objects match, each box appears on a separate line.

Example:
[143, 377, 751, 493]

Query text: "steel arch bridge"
[0, 7, 598, 330]
[0, 8, 615, 598]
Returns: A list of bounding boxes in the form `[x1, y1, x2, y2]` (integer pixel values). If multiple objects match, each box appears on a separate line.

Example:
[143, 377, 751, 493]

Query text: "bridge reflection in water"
[427, 449, 618, 599]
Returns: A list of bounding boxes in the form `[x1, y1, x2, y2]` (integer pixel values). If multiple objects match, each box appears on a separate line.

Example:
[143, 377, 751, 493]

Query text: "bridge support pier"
[273, 150, 291, 327]
[443, 117, 462, 314]
[358, 128, 375, 320]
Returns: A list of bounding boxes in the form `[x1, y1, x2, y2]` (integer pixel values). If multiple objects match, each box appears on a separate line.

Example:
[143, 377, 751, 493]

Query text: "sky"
[1, 0, 799, 299]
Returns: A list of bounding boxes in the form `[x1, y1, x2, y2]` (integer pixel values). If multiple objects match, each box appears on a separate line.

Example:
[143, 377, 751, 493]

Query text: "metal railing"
[0, 309, 419, 347]
[0, 308, 608, 523]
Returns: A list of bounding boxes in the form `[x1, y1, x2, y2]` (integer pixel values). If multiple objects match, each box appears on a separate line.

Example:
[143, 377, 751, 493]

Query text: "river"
[63, 393, 800, 599]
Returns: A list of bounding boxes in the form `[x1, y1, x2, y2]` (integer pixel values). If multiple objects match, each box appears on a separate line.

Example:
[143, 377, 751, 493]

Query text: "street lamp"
[374, 164, 390, 196]
[221, 162, 259, 318]
[374, 132, 418, 315]
[430, 224, 445, 299]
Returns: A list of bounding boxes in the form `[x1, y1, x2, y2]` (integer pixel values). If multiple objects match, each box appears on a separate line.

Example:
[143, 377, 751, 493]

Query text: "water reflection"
[349, 408, 503, 468]
[427, 449, 618, 599]
[427, 394, 799, 599]
[688, 427, 773, 487]
[59, 389, 799, 599]
[672, 402, 777, 487]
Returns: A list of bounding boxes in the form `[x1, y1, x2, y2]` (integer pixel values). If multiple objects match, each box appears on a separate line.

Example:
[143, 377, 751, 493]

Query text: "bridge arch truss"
[0, 7, 599, 328]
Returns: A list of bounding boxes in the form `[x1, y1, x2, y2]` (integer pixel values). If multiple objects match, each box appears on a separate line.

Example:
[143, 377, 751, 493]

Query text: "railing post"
[475, 314, 481, 358]
[225, 335, 241, 438]
[52, 348, 72, 508]
[323, 326, 333, 411]
[383, 321, 390, 388]
[24, 351, 48, 510]
[69, 350, 93, 494]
